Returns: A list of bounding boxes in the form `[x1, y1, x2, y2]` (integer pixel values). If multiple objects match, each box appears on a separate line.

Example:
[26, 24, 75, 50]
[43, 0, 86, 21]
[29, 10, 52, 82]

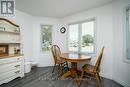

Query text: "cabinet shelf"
[0, 30, 20, 34]
[0, 42, 20, 44]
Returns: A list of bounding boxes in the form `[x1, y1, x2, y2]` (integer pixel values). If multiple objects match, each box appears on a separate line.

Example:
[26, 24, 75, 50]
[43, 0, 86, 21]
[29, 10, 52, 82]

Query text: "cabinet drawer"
[0, 69, 21, 81]
[0, 62, 21, 73]
[0, 57, 22, 65]
[0, 73, 22, 85]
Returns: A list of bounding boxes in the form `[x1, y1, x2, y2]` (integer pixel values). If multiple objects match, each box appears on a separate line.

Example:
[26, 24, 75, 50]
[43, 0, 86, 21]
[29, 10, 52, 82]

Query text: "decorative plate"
[60, 27, 66, 33]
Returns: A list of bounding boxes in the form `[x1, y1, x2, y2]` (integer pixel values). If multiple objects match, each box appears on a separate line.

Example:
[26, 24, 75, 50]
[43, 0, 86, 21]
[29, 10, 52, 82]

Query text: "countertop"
[0, 54, 24, 59]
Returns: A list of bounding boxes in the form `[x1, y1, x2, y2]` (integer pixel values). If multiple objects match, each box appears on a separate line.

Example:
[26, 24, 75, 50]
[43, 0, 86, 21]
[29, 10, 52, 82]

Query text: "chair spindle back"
[94, 47, 105, 72]
[51, 45, 61, 64]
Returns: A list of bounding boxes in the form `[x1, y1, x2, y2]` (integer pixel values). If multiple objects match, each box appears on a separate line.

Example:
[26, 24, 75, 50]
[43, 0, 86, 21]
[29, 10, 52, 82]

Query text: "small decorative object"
[17, 49, 20, 54]
[14, 48, 20, 54]
[0, 45, 8, 55]
[0, 26, 5, 31]
[60, 27, 66, 34]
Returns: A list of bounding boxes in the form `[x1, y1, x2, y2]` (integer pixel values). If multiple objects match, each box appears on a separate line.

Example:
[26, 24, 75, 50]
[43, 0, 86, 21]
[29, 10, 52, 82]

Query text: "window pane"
[81, 21, 94, 53]
[41, 25, 52, 53]
[69, 24, 78, 52]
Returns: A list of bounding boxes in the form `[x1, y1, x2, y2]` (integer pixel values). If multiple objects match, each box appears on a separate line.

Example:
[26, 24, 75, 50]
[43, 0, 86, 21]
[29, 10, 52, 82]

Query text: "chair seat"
[82, 64, 95, 74]
[79, 47, 104, 87]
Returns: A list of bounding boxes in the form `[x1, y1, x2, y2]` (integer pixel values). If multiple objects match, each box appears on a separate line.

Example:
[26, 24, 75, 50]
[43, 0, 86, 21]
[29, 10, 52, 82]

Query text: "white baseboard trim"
[38, 64, 53, 67]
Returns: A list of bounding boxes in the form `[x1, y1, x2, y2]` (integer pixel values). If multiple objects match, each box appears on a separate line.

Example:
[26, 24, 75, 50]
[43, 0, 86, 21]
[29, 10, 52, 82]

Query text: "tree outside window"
[82, 34, 94, 46]
[41, 25, 52, 53]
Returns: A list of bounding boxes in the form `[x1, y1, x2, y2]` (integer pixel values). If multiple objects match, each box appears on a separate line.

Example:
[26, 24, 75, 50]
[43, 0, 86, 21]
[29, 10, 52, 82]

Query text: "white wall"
[61, 3, 113, 79]
[0, 10, 34, 62]
[32, 17, 66, 67]
[16, 11, 34, 62]
[113, 0, 130, 87]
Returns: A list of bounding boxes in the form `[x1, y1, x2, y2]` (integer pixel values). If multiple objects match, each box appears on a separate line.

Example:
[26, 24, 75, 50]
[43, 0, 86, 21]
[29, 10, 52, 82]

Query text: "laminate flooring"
[0, 67, 123, 87]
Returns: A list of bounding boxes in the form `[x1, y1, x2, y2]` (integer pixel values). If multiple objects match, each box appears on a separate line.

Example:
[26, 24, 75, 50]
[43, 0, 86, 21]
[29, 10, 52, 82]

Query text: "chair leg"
[95, 73, 101, 87]
[60, 62, 69, 74]
[58, 64, 61, 70]
[59, 64, 64, 76]
[66, 62, 69, 71]
[78, 70, 84, 86]
[97, 73, 101, 83]
[73, 71, 80, 87]
[52, 64, 56, 73]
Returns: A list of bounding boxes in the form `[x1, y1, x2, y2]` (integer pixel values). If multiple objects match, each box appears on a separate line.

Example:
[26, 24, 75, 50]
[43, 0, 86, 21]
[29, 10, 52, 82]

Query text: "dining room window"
[68, 19, 95, 54]
[125, 6, 130, 61]
[41, 25, 52, 53]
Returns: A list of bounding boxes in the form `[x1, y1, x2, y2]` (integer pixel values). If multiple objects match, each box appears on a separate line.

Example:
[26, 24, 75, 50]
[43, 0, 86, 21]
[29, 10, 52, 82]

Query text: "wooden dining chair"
[51, 45, 69, 75]
[78, 47, 104, 87]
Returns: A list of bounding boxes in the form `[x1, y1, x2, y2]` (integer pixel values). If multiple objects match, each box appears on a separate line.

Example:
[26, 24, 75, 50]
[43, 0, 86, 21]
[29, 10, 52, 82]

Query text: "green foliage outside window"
[41, 25, 52, 52]
[82, 34, 94, 46]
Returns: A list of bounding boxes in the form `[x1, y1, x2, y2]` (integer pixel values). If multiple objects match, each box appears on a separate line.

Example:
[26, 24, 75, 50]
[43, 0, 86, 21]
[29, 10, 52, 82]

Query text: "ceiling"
[15, 0, 112, 18]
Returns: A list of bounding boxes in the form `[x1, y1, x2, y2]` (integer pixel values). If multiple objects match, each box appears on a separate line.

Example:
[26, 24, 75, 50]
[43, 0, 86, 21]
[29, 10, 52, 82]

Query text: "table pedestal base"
[61, 62, 78, 79]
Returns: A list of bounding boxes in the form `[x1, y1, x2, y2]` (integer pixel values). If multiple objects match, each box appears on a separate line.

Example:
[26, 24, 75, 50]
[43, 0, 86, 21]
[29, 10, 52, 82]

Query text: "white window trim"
[67, 18, 97, 55]
[123, 6, 130, 63]
[40, 24, 54, 54]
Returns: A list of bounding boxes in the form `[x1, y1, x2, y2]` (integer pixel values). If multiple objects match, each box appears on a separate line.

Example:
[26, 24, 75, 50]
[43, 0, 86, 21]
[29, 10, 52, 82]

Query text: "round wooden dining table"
[60, 53, 91, 79]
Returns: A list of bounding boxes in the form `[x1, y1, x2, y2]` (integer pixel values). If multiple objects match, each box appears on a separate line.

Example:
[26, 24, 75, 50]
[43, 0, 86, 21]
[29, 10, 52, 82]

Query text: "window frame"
[40, 24, 53, 54]
[67, 18, 97, 55]
[123, 6, 130, 63]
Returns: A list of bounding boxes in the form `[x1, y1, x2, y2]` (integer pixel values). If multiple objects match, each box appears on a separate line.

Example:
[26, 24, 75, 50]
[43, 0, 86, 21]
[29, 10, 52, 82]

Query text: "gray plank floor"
[0, 67, 123, 87]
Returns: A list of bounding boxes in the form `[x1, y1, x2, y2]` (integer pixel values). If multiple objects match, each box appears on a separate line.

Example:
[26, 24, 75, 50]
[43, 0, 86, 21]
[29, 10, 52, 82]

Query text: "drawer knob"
[17, 58, 20, 60]
[15, 71, 20, 74]
[15, 65, 20, 68]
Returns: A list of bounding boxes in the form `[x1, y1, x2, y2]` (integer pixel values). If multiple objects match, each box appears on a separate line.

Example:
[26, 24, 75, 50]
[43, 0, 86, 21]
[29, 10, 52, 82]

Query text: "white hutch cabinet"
[0, 18, 24, 85]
